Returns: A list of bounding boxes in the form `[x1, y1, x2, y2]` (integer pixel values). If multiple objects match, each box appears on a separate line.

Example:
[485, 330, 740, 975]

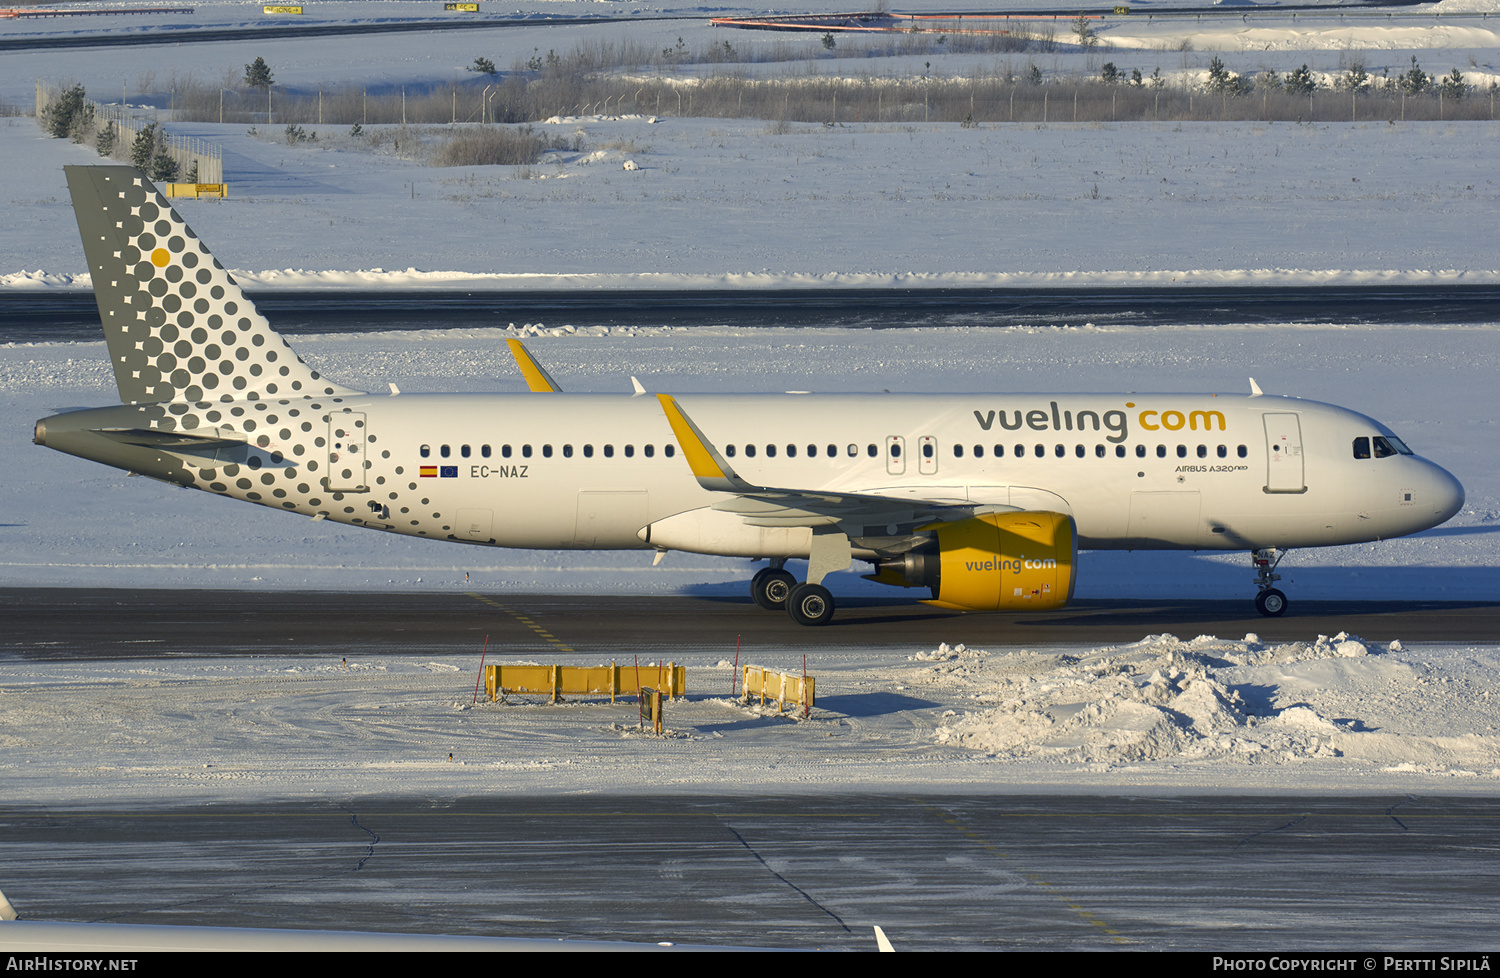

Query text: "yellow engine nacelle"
[891, 512, 1076, 612]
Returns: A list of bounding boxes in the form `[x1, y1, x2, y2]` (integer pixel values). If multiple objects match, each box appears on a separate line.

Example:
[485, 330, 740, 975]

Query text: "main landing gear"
[750, 562, 836, 626]
[1251, 548, 1288, 617]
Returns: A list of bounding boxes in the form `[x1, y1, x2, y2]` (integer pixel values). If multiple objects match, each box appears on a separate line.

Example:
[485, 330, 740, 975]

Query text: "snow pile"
[931, 633, 1500, 772]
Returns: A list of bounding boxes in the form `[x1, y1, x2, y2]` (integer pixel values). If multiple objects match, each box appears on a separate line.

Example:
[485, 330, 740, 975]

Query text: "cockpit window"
[1386, 435, 1414, 455]
[1353, 437, 1370, 459]
[1373, 436, 1397, 458]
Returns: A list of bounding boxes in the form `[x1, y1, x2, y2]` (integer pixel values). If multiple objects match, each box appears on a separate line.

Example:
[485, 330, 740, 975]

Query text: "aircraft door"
[327, 412, 369, 492]
[918, 435, 938, 475]
[886, 435, 906, 476]
[1263, 413, 1306, 494]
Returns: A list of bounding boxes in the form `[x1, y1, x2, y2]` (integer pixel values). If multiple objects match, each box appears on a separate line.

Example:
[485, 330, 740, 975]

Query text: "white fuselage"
[204, 389, 1461, 560]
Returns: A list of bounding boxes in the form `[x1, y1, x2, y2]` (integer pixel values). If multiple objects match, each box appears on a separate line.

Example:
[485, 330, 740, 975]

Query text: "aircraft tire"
[786, 583, 836, 626]
[751, 568, 797, 610]
[1255, 588, 1288, 617]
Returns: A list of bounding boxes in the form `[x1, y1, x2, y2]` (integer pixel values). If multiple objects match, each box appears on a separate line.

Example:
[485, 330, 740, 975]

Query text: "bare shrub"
[431, 126, 579, 166]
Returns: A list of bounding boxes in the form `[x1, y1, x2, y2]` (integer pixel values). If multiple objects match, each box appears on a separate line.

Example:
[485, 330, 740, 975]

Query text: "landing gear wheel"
[751, 568, 797, 610]
[786, 583, 835, 626]
[1255, 588, 1288, 617]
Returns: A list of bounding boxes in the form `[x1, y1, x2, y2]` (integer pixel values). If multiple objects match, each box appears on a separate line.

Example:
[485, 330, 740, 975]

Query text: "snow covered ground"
[2, 4, 1498, 801]
[3, 634, 1498, 805]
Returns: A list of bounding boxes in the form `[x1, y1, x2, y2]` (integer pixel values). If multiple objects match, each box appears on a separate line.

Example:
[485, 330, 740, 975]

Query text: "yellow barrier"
[164, 183, 227, 198]
[444, 2, 479, 9]
[263, 5, 303, 13]
[742, 665, 815, 714]
[486, 662, 684, 703]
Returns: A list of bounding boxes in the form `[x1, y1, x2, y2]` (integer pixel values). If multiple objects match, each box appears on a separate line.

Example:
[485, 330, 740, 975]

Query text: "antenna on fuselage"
[1248, 377, 1264, 397]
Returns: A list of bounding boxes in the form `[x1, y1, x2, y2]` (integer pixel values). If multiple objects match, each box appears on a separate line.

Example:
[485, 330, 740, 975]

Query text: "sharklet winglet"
[506, 339, 562, 393]
[656, 394, 750, 493]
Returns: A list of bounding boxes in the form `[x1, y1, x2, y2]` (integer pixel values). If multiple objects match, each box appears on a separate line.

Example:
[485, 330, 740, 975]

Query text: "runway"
[2, 795, 1496, 950]
[2, 588, 1497, 661]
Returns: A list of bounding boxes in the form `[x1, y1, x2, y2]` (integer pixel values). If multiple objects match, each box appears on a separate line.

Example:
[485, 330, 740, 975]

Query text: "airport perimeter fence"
[162, 73, 1498, 130]
[35, 82, 222, 184]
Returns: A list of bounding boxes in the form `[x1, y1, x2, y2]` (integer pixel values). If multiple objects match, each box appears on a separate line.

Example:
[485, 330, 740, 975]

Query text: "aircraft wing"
[658, 395, 1010, 532]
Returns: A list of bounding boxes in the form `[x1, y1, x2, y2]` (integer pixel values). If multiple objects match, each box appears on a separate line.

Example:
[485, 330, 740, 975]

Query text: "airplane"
[34, 165, 1465, 625]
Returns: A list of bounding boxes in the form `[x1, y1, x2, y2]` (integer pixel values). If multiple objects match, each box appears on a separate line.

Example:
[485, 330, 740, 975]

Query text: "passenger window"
[1237, 445, 1248, 458]
[1216, 445, 1226, 458]
[1177, 445, 1187, 458]
[922, 443, 934, 459]
[502, 445, 512, 458]
[867, 445, 877, 457]
[726, 445, 736, 457]
[604, 445, 614, 458]
[420, 444, 431, 458]
[848, 444, 858, 457]
[440, 445, 451, 458]
[522, 445, 532, 458]
[766, 445, 776, 458]
[562, 444, 572, 458]
[644, 445, 654, 458]
[954, 444, 964, 458]
[827, 444, 837, 457]
[1197, 445, 1207, 458]
[1136, 445, 1146, 458]
[543, 445, 553, 458]
[482, 445, 491, 458]
[624, 445, 634, 458]
[1116, 445, 1126, 458]
[974, 445, 984, 458]
[1156, 445, 1166, 458]
[746, 445, 756, 458]
[1055, 445, 1065, 458]
[583, 445, 593, 458]
[664, 445, 675, 457]
[461, 445, 471, 458]
[1096, 445, 1106, 458]
[994, 445, 1005, 458]
[1075, 445, 1085, 458]
[786, 445, 796, 458]
[888, 444, 898, 459]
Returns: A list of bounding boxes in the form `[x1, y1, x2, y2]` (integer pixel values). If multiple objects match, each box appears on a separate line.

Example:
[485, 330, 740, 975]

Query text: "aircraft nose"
[1423, 461, 1465, 528]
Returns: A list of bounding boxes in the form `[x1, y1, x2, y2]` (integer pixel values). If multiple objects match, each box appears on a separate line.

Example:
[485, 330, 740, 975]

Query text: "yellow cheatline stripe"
[921, 802, 1131, 945]
[467, 592, 574, 652]
[505, 339, 561, 393]
[657, 394, 726, 480]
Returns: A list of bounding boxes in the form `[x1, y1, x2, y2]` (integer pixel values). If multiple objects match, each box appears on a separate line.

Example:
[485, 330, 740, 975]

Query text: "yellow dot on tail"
[151, 248, 170, 267]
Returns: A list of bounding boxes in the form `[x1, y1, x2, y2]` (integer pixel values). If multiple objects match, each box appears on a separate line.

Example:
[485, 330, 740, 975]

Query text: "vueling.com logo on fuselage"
[965, 556, 1057, 574]
[973, 401, 1227, 444]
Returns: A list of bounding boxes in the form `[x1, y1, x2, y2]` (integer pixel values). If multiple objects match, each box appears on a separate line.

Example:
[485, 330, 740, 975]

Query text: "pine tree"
[44, 84, 88, 140]
[244, 56, 274, 91]
[149, 146, 179, 182]
[1100, 63, 1119, 84]
[1440, 68, 1468, 100]
[130, 122, 159, 170]
[95, 120, 116, 158]
[470, 56, 496, 75]
[1207, 57, 1232, 94]
[1399, 57, 1430, 96]
[1286, 65, 1315, 97]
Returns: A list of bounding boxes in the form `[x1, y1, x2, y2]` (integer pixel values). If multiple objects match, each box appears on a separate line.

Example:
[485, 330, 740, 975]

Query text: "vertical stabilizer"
[63, 165, 360, 404]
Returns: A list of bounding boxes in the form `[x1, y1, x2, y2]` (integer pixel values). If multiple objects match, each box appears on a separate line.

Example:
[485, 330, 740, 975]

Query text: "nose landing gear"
[1252, 548, 1288, 617]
